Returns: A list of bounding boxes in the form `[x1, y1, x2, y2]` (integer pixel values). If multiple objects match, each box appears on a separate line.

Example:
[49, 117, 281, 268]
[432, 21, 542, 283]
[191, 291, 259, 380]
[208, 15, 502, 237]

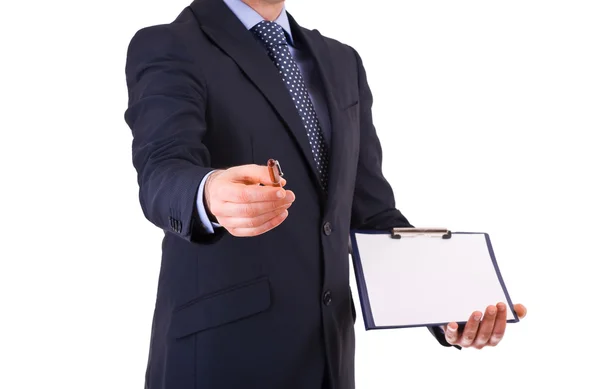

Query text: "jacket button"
[323, 222, 332, 236]
[322, 290, 332, 306]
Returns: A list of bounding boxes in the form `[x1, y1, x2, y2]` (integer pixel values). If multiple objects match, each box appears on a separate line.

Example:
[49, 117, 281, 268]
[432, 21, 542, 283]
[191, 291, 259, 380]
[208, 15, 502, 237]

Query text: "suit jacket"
[124, 0, 449, 388]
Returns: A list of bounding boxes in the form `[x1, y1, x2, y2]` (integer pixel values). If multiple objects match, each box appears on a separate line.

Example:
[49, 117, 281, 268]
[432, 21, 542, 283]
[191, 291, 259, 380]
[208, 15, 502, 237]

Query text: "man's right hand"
[203, 164, 296, 237]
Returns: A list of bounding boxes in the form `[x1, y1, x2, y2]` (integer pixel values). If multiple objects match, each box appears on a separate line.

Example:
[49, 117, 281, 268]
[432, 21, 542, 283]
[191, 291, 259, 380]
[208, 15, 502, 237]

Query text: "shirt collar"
[222, 0, 294, 45]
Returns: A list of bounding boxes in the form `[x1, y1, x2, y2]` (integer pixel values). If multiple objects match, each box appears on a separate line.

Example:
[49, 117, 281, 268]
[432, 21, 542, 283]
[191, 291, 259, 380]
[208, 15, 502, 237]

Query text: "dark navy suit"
[124, 0, 450, 388]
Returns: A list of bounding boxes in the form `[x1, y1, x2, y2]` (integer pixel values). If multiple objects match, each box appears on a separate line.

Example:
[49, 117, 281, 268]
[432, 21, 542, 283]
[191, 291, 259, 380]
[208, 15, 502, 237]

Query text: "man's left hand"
[444, 303, 527, 349]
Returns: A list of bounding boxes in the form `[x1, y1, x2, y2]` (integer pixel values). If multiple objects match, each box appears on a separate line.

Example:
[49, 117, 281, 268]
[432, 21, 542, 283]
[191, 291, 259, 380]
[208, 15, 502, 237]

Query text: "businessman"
[124, 0, 527, 388]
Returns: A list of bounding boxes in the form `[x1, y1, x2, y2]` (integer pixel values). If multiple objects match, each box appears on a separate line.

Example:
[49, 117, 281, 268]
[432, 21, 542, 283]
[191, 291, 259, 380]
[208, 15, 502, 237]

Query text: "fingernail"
[498, 303, 506, 311]
[448, 323, 457, 331]
[489, 307, 497, 315]
[276, 190, 285, 198]
[473, 314, 482, 321]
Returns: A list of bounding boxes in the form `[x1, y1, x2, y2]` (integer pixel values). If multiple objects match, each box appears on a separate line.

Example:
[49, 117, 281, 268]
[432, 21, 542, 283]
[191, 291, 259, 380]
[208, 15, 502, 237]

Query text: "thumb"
[225, 164, 286, 186]
[513, 303, 527, 319]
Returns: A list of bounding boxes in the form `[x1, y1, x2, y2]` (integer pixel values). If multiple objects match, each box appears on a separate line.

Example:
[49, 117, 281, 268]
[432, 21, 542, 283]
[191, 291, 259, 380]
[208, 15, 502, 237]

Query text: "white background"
[1, 0, 599, 388]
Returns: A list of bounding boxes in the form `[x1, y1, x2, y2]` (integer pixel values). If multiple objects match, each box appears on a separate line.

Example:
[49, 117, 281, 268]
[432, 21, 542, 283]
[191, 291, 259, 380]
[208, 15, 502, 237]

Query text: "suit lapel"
[189, 0, 325, 196]
[288, 15, 346, 206]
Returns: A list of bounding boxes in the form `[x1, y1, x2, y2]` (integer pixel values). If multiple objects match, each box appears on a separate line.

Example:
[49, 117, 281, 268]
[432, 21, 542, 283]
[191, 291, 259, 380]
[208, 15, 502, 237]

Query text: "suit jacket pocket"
[341, 100, 359, 111]
[171, 277, 271, 339]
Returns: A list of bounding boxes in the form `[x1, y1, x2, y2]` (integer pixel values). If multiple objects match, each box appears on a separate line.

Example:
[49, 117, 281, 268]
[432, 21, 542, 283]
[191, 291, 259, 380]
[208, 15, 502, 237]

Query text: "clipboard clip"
[391, 228, 452, 239]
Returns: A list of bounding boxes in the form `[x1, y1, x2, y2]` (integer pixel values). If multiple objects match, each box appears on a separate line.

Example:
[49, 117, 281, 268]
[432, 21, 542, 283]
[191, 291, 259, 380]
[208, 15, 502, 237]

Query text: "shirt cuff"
[196, 170, 223, 234]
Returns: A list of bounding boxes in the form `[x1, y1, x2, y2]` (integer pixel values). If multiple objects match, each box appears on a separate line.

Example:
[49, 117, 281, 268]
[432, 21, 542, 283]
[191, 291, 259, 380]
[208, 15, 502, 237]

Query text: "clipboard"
[349, 228, 520, 330]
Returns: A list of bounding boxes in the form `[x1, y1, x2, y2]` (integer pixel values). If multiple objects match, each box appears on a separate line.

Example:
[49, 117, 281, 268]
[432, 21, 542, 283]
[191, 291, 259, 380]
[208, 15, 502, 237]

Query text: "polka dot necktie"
[251, 21, 329, 190]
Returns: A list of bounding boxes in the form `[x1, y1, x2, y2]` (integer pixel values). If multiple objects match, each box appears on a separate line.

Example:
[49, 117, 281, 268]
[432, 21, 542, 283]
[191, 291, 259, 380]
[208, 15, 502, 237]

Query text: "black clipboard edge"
[349, 230, 375, 330]
[482, 232, 521, 325]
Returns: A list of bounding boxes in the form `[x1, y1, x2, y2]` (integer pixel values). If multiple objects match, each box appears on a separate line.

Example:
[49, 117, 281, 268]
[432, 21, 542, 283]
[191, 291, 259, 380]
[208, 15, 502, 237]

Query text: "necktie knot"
[251, 21, 287, 47]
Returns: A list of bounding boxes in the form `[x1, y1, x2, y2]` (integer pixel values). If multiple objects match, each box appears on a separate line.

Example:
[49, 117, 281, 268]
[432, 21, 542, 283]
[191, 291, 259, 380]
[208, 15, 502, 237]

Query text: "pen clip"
[267, 159, 284, 187]
[391, 228, 452, 239]
[272, 159, 283, 179]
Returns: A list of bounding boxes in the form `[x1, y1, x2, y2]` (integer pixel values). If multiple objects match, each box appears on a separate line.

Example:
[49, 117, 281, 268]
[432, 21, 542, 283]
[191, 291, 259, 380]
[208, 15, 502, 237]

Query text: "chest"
[197, 33, 362, 203]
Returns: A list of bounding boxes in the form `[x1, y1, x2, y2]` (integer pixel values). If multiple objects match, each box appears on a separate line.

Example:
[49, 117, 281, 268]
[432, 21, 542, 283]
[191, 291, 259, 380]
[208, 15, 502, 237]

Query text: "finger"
[459, 311, 482, 347]
[218, 204, 292, 229]
[444, 322, 459, 345]
[219, 183, 291, 203]
[215, 191, 295, 217]
[226, 164, 282, 186]
[514, 303, 527, 319]
[261, 178, 287, 187]
[272, 178, 287, 187]
[488, 302, 508, 346]
[474, 305, 497, 348]
[228, 209, 289, 237]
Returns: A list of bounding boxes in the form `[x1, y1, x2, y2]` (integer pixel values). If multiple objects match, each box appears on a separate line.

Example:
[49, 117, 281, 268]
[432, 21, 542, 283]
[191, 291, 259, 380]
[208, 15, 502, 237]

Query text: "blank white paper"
[353, 232, 516, 327]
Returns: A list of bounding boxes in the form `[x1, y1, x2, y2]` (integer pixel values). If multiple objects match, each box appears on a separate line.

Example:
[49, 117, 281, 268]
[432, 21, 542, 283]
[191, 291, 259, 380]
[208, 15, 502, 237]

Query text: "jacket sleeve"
[124, 25, 223, 243]
[350, 48, 460, 349]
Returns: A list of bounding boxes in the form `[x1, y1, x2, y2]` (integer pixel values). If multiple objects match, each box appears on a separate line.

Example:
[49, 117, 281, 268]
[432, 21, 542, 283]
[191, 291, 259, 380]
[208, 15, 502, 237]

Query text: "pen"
[267, 159, 284, 187]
